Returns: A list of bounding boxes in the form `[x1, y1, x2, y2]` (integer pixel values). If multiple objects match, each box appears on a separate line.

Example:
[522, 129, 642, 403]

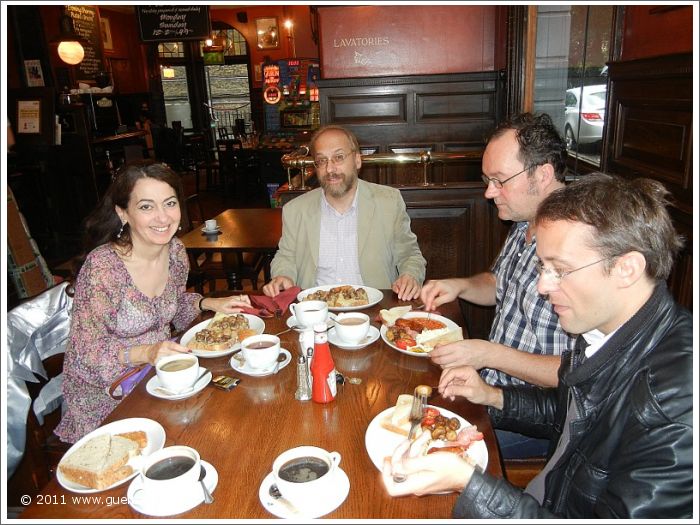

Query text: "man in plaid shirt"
[420, 113, 575, 458]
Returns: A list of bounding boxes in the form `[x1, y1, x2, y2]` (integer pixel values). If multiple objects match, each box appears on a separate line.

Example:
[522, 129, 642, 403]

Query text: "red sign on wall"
[317, 5, 496, 79]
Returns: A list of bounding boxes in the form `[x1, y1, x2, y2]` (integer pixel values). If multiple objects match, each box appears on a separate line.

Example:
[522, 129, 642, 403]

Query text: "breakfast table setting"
[20, 287, 503, 520]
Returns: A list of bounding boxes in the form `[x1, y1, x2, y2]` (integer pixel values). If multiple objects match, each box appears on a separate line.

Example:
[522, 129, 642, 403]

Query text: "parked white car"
[564, 84, 607, 149]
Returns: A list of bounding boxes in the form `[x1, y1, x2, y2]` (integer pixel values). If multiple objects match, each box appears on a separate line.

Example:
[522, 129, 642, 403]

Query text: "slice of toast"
[115, 430, 148, 451]
[59, 434, 140, 490]
[379, 394, 414, 437]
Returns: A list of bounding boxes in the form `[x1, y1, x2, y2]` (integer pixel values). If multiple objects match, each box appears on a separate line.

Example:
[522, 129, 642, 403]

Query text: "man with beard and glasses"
[419, 113, 576, 459]
[262, 125, 426, 300]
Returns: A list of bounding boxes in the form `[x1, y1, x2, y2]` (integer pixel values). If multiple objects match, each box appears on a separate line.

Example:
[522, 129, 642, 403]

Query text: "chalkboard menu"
[65, 5, 104, 83]
[136, 6, 211, 42]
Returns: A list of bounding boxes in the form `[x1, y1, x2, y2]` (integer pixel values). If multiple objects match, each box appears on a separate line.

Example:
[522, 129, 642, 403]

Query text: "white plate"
[286, 315, 335, 332]
[297, 284, 383, 311]
[329, 325, 380, 350]
[128, 460, 218, 517]
[230, 348, 292, 377]
[146, 368, 212, 400]
[380, 312, 460, 357]
[201, 226, 221, 234]
[180, 314, 266, 358]
[57, 418, 166, 493]
[364, 406, 488, 473]
[258, 468, 349, 519]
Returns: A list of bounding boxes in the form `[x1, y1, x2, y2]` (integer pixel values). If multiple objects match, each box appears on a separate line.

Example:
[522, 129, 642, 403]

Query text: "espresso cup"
[204, 219, 218, 231]
[240, 334, 280, 370]
[333, 312, 370, 344]
[289, 300, 328, 328]
[131, 445, 201, 505]
[272, 446, 341, 510]
[155, 354, 200, 393]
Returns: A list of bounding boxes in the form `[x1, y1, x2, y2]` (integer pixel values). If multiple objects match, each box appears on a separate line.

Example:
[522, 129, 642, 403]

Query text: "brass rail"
[281, 150, 482, 187]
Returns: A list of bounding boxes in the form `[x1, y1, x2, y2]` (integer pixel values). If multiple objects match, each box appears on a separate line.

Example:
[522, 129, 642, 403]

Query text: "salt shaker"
[294, 355, 311, 401]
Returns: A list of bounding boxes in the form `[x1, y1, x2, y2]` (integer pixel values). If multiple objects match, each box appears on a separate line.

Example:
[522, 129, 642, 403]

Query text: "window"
[531, 5, 614, 168]
[160, 65, 192, 128]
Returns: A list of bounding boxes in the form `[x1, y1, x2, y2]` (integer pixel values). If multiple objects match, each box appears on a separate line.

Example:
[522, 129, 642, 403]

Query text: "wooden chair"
[503, 457, 547, 489]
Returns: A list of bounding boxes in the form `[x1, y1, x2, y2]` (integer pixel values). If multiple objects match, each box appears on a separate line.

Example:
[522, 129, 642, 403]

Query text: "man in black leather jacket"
[382, 173, 693, 518]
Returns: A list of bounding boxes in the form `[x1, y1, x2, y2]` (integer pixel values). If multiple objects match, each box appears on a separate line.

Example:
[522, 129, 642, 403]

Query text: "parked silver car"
[564, 84, 607, 149]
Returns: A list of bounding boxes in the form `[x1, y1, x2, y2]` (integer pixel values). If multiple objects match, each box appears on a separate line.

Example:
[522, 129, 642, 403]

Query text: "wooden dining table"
[179, 208, 282, 290]
[21, 292, 502, 519]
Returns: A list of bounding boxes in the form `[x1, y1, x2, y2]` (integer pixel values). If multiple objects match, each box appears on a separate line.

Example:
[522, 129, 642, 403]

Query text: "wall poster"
[17, 100, 41, 134]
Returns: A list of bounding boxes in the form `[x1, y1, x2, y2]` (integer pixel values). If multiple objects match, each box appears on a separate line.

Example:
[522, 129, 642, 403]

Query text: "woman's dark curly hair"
[70, 160, 183, 279]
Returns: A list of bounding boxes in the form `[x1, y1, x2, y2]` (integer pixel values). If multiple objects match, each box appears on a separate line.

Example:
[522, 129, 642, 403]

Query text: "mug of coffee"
[155, 354, 200, 393]
[289, 301, 328, 328]
[204, 219, 218, 231]
[131, 445, 201, 505]
[272, 446, 341, 510]
[333, 313, 370, 344]
[240, 334, 280, 370]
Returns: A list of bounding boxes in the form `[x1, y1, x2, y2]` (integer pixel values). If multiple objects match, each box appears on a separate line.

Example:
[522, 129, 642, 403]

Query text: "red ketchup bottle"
[311, 323, 337, 403]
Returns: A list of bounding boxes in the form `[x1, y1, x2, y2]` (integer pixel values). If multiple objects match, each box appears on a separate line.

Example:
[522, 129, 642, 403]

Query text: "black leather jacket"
[454, 283, 693, 518]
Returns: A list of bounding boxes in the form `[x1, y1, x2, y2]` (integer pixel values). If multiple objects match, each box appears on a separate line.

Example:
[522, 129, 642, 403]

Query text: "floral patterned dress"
[55, 238, 201, 443]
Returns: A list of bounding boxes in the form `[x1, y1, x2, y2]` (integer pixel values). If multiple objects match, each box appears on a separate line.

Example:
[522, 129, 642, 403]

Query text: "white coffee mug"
[289, 300, 328, 328]
[204, 219, 218, 231]
[333, 312, 370, 344]
[156, 354, 199, 393]
[131, 445, 201, 506]
[272, 446, 341, 510]
[241, 334, 280, 370]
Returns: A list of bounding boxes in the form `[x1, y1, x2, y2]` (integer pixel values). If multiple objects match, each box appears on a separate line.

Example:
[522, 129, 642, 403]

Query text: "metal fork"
[393, 385, 431, 483]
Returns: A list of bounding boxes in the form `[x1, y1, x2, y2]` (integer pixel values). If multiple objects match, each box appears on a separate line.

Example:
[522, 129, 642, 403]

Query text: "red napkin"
[246, 286, 302, 318]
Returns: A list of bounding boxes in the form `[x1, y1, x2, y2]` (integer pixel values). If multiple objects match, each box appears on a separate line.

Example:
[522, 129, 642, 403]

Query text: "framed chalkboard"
[65, 5, 104, 84]
[136, 6, 211, 42]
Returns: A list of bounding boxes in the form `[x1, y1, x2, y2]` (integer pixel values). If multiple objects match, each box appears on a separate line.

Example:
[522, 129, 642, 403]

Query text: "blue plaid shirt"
[483, 222, 575, 388]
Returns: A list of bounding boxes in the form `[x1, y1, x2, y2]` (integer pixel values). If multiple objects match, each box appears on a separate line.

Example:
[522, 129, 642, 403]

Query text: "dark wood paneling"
[319, 72, 503, 186]
[605, 53, 693, 310]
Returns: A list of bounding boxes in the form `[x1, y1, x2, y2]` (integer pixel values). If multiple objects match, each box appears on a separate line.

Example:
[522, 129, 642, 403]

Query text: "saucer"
[128, 460, 218, 517]
[201, 226, 221, 234]
[258, 468, 350, 519]
[230, 348, 291, 377]
[329, 325, 380, 350]
[146, 369, 212, 400]
[286, 315, 334, 332]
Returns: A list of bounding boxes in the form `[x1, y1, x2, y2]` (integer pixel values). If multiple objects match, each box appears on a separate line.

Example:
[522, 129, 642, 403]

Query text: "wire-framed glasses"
[481, 164, 537, 189]
[536, 258, 609, 284]
[313, 150, 354, 169]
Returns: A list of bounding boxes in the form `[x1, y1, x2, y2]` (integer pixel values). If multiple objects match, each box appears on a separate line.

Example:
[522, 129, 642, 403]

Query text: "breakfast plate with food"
[180, 313, 265, 358]
[57, 418, 166, 493]
[379, 309, 463, 357]
[364, 396, 488, 473]
[298, 284, 383, 311]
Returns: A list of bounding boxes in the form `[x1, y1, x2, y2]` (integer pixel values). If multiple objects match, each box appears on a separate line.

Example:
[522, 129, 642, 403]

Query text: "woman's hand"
[128, 341, 192, 366]
[201, 295, 252, 314]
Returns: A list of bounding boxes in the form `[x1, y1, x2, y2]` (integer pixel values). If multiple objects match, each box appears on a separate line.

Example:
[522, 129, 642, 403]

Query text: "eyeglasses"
[313, 150, 354, 169]
[481, 165, 536, 189]
[536, 258, 609, 285]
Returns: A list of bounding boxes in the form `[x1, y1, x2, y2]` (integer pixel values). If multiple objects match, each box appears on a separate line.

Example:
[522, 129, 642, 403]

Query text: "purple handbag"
[108, 364, 153, 400]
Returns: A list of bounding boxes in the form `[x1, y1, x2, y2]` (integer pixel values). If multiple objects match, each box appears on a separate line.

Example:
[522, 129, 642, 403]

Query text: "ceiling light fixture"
[52, 10, 87, 65]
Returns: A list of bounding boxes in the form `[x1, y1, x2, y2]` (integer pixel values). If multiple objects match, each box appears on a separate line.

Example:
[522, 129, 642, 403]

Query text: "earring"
[117, 222, 126, 238]
[178, 226, 182, 231]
